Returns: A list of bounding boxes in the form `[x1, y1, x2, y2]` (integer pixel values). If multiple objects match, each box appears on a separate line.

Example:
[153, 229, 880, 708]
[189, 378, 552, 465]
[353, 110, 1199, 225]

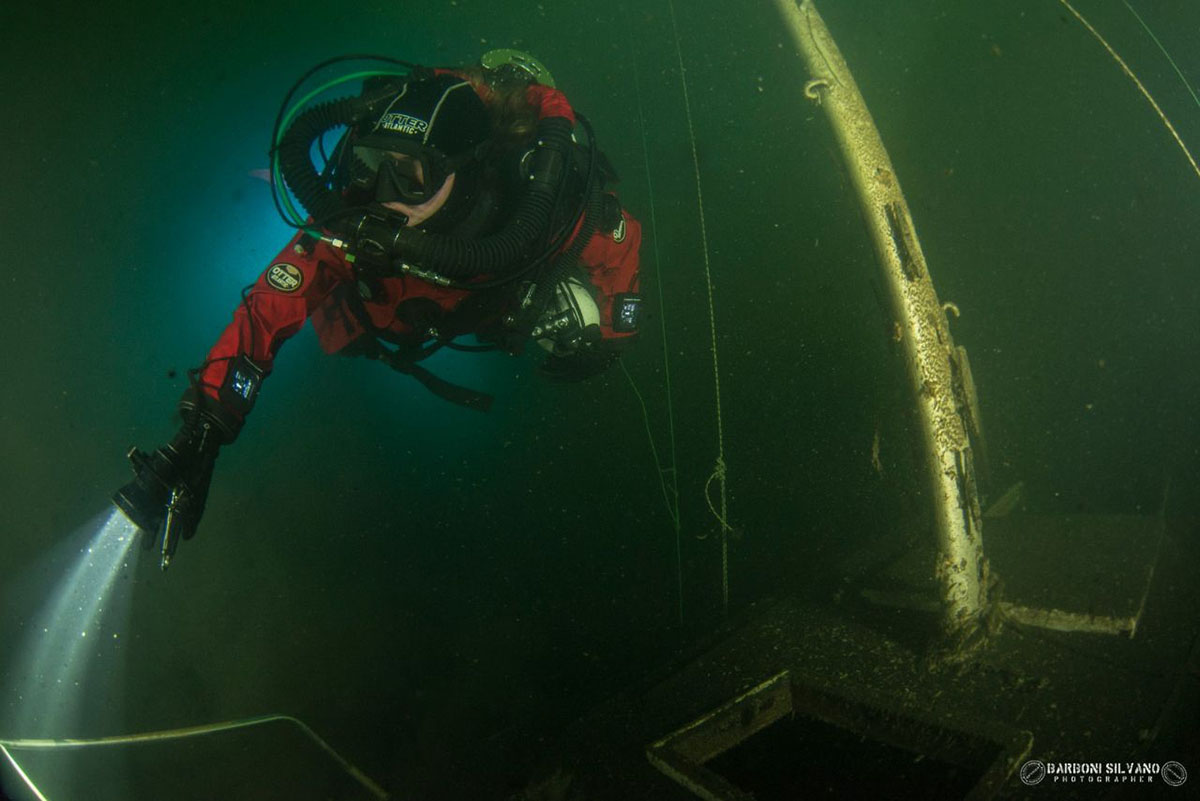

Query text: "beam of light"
[1, 513, 390, 801]
[1, 509, 140, 799]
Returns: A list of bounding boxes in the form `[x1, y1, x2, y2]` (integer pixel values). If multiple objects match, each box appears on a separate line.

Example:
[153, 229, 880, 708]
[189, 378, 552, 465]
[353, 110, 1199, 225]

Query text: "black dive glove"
[112, 387, 242, 569]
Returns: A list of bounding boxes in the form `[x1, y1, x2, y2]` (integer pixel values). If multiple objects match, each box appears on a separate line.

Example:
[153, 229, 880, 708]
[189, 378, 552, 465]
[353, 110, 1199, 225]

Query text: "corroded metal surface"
[646, 668, 1031, 800]
[774, 0, 989, 653]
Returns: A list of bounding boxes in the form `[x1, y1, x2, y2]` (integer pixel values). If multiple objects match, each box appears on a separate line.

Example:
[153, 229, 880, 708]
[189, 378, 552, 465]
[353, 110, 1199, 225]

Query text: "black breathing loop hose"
[274, 77, 580, 280]
[276, 96, 373, 226]
[517, 115, 602, 327]
[388, 116, 575, 279]
[435, 113, 599, 293]
[269, 55, 419, 229]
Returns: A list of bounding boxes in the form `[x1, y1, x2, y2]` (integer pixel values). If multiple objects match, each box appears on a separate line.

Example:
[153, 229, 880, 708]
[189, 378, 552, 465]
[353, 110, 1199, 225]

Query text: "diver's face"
[379, 153, 454, 227]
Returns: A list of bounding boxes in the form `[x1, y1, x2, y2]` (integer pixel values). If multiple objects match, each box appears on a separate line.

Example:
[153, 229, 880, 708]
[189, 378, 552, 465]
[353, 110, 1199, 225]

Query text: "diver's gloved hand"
[113, 388, 242, 569]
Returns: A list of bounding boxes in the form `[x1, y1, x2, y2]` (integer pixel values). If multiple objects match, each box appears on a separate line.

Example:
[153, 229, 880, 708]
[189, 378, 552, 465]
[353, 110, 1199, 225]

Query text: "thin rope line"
[1120, 0, 1200, 110]
[666, 0, 733, 615]
[628, 41, 685, 626]
[0, 714, 389, 800]
[1058, 0, 1200, 182]
[621, 361, 679, 526]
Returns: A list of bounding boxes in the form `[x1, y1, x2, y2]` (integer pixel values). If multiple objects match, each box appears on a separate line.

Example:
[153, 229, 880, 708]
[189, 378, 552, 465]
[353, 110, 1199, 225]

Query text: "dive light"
[112, 413, 221, 569]
[112, 443, 190, 568]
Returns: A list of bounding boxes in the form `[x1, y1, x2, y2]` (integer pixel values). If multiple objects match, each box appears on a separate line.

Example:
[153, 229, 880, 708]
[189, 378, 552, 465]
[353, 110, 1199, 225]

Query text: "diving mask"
[349, 144, 449, 206]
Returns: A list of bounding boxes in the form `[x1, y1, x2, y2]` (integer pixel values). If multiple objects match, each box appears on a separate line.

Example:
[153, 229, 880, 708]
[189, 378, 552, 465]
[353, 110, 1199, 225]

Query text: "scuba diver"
[113, 51, 644, 568]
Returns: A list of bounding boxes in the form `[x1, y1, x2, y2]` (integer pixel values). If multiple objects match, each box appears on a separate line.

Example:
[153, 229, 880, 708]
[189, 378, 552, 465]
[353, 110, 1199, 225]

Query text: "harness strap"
[374, 346, 495, 412]
[339, 284, 497, 412]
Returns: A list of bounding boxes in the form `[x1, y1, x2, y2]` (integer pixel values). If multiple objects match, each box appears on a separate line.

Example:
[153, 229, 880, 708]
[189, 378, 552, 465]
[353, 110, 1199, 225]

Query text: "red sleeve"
[194, 233, 352, 411]
[524, 84, 575, 124]
[580, 206, 642, 341]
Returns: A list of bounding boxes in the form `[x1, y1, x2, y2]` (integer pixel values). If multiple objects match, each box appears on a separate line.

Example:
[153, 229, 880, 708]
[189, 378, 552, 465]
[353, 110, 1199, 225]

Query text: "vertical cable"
[1058, 0, 1200, 181]
[628, 41, 685, 625]
[1120, 0, 1200, 110]
[666, 0, 734, 615]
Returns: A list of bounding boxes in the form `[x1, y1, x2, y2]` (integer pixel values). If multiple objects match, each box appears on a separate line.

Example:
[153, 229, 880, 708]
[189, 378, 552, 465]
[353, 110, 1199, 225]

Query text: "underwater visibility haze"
[1, 0, 1198, 798]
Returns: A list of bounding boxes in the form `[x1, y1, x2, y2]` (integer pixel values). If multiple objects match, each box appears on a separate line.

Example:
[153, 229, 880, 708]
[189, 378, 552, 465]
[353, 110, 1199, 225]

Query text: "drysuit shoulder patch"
[612, 215, 627, 244]
[267, 263, 304, 293]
